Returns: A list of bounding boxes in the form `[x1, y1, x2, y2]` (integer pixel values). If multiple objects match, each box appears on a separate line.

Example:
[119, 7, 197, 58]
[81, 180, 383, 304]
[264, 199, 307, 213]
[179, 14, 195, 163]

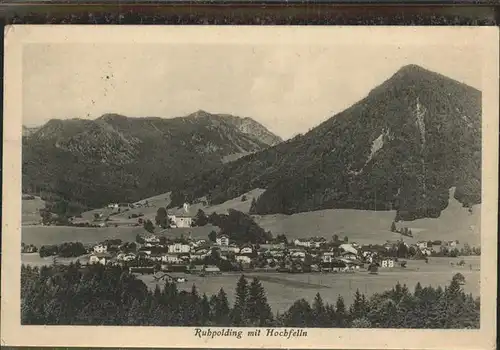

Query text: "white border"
[2, 26, 498, 349]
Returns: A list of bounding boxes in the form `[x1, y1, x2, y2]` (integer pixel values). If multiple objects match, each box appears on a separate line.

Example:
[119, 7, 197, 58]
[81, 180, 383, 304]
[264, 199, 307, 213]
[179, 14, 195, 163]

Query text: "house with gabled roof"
[167, 203, 193, 228]
[89, 252, 112, 265]
[239, 244, 254, 255]
[216, 233, 229, 247]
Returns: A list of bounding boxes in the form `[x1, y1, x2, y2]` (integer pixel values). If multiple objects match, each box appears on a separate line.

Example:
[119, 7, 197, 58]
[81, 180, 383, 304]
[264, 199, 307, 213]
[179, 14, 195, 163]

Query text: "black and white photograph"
[2, 26, 498, 349]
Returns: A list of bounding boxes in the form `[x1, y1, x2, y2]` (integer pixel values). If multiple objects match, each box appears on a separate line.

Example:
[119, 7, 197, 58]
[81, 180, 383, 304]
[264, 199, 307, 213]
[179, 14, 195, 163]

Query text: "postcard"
[2, 25, 498, 349]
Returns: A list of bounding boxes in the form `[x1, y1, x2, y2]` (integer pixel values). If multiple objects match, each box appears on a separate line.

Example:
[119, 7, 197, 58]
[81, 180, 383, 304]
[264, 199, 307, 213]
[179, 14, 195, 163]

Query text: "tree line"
[38, 242, 87, 258]
[145, 207, 272, 245]
[195, 209, 272, 244]
[21, 264, 479, 328]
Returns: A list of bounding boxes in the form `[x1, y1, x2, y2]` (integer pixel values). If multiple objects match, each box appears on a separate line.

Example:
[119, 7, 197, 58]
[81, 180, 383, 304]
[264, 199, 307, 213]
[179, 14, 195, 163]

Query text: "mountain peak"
[366, 63, 480, 103]
[390, 64, 477, 90]
[397, 64, 426, 74]
[391, 64, 445, 82]
[185, 110, 283, 146]
[189, 109, 212, 118]
[98, 113, 128, 122]
[170, 65, 481, 222]
[23, 109, 282, 209]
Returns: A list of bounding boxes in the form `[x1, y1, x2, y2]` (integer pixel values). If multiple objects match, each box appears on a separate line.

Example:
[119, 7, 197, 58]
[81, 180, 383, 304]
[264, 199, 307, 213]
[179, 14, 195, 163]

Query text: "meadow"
[106, 188, 265, 222]
[137, 256, 480, 313]
[23, 186, 480, 247]
[255, 192, 480, 245]
[21, 253, 87, 267]
[21, 224, 220, 246]
[21, 226, 145, 246]
[21, 250, 480, 314]
[21, 196, 45, 225]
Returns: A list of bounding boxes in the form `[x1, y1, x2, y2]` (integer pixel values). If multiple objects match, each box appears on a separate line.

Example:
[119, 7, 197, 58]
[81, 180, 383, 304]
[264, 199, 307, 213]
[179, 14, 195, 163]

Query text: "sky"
[23, 42, 482, 139]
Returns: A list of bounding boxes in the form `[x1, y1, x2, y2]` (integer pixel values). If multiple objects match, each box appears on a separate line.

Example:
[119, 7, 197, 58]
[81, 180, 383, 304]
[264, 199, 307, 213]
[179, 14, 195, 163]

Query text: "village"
[23, 229, 473, 280]
[21, 197, 481, 282]
[85, 234, 470, 274]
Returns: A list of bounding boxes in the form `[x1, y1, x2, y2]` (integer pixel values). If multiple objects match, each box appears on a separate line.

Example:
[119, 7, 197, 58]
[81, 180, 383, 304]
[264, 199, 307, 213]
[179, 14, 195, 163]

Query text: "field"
[21, 224, 220, 246]
[255, 188, 480, 246]
[20, 253, 481, 313]
[103, 192, 173, 223]
[78, 188, 265, 224]
[21, 253, 88, 267]
[21, 226, 146, 246]
[21, 196, 45, 225]
[137, 256, 481, 313]
[196, 188, 266, 215]
[22, 186, 479, 249]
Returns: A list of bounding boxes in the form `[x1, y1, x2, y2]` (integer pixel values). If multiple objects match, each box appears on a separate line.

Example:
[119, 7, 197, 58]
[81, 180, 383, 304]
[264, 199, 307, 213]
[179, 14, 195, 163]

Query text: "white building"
[294, 239, 310, 248]
[93, 244, 107, 254]
[167, 203, 193, 228]
[321, 252, 335, 263]
[291, 251, 306, 261]
[161, 254, 183, 264]
[117, 253, 136, 262]
[421, 248, 432, 256]
[381, 259, 395, 268]
[216, 234, 229, 247]
[167, 214, 193, 228]
[235, 255, 252, 264]
[341, 251, 358, 261]
[294, 238, 324, 248]
[239, 245, 253, 255]
[168, 243, 191, 254]
[416, 241, 428, 250]
[144, 235, 160, 244]
[339, 243, 358, 256]
[89, 254, 108, 265]
[176, 216, 193, 228]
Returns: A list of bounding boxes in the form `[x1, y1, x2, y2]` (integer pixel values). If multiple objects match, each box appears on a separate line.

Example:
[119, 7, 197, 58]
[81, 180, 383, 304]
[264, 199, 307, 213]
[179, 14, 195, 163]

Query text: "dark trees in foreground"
[21, 264, 479, 329]
[39, 242, 86, 258]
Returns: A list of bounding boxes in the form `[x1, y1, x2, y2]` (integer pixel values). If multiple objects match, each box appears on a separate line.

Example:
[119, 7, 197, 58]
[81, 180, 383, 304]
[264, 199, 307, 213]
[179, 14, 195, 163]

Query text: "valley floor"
[21, 253, 480, 314]
[22, 186, 480, 247]
[135, 256, 480, 313]
[20, 190, 481, 314]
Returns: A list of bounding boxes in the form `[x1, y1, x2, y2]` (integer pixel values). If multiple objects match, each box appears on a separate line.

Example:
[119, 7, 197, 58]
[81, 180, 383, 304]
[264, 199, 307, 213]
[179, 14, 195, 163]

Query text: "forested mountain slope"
[170, 65, 481, 221]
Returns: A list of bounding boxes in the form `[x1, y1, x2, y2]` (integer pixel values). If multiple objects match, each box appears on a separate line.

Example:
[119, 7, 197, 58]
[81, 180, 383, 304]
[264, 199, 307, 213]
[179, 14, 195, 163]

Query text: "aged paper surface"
[2, 25, 498, 349]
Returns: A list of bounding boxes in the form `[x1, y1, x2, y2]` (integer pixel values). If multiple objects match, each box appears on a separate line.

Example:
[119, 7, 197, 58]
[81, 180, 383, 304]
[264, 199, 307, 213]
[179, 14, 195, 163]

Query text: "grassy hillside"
[22, 196, 46, 225]
[255, 188, 480, 245]
[21, 226, 145, 246]
[81, 192, 174, 224]
[175, 188, 265, 216]
[23, 186, 479, 247]
[21, 223, 220, 246]
[81, 188, 265, 224]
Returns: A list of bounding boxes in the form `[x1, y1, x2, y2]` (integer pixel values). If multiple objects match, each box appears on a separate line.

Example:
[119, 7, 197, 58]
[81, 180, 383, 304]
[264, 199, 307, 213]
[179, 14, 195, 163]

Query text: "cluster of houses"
[86, 233, 256, 270]
[415, 239, 460, 256]
[82, 232, 459, 275]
